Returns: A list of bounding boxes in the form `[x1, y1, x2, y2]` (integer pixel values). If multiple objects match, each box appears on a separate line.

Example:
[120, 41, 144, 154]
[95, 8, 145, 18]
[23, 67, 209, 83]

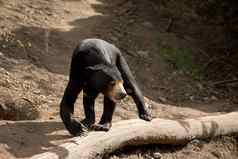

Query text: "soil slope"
[0, 0, 237, 159]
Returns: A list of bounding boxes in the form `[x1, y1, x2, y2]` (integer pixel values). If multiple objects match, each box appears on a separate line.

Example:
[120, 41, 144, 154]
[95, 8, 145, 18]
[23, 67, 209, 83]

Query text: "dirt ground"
[0, 0, 237, 159]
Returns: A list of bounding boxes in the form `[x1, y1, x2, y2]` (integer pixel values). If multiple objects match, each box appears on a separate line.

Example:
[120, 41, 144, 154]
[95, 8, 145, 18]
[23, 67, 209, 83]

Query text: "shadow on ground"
[0, 120, 71, 158]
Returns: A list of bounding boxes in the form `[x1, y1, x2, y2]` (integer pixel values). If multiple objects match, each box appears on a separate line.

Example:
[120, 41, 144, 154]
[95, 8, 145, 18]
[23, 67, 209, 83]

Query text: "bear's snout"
[117, 92, 127, 99]
[105, 80, 127, 102]
[114, 81, 127, 100]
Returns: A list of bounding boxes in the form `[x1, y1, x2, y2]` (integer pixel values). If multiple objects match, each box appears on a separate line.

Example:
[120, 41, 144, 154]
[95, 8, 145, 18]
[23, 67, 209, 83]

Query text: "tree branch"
[31, 112, 238, 159]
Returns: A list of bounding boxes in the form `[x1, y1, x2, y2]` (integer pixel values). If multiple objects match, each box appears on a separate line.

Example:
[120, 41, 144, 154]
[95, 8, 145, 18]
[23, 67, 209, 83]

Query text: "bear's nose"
[118, 92, 127, 99]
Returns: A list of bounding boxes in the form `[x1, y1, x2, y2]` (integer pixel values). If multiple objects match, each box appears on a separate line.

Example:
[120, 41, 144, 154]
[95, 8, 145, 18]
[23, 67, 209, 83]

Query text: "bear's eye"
[110, 81, 116, 86]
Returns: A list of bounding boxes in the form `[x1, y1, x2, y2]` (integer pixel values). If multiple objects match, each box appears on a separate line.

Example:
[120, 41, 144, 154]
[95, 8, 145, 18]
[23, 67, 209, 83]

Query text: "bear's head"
[86, 64, 127, 102]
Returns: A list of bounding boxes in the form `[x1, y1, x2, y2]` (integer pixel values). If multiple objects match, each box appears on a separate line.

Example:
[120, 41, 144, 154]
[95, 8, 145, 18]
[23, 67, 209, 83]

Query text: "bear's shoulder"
[79, 39, 120, 54]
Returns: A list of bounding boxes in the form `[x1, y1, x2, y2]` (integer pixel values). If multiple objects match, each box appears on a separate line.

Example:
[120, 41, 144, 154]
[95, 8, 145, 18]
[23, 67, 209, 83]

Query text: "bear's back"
[79, 39, 120, 65]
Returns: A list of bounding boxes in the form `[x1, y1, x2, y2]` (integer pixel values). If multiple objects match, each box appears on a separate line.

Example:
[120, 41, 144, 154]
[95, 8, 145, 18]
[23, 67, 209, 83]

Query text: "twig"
[198, 48, 210, 58]
[120, 47, 137, 57]
[20, 97, 34, 104]
[166, 18, 173, 32]
[213, 79, 238, 86]
[115, 0, 128, 7]
[202, 56, 227, 72]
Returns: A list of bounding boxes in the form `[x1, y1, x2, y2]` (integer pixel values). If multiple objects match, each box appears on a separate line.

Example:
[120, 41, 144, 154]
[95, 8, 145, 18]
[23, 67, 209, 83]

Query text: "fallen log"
[31, 112, 238, 159]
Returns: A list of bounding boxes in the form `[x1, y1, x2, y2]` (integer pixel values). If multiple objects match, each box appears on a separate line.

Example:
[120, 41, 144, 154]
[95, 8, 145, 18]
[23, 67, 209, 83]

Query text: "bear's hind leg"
[60, 79, 84, 136]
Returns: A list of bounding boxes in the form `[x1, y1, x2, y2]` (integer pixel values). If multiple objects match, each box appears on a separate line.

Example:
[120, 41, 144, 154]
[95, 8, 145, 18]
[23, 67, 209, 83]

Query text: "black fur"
[60, 39, 152, 136]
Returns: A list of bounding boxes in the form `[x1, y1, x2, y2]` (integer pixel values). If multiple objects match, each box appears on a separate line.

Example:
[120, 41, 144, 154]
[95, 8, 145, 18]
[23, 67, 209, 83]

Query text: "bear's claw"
[139, 113, 152, 121]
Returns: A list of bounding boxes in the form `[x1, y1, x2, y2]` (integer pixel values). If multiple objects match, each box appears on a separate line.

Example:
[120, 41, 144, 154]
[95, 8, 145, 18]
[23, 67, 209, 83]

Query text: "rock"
[158, 96, 167, 103]
[211, 95, 218, 101]
[0, 148, 15, 159]
[129, 19, 135, 24]
[197, 83, 204, 90]
[142, 21, 153, 28]
[110, 36, 118, 42]
[4, 71, 10, 76]
[0, 98, 39, 120]
[33, 89, 41, 94]
[49, 116, 55, 120]
[190, 139, 200, 145]
[203, 97, 209, 101]
[152, 152, 162, 159]
[211, 150, 223, 158]
[145, 154, 154, 159]
[64, 9, 71, 14]
[182, 149, 191, 155]
[185, 93, 190, 97]
[189, 95, 195, 101]
[137, 50, 149, 58]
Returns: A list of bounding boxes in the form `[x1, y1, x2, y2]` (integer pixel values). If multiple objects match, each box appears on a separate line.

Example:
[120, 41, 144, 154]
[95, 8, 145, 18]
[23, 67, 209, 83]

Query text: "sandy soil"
[0, 0, 237, 159]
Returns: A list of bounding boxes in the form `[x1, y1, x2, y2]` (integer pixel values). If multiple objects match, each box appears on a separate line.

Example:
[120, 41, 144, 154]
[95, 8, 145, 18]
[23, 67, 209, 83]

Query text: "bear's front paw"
[139, 113, 152, 121]
[91, 123, 112, 131]
[69, 118, 88, 136]
[81, 118, 95, 129]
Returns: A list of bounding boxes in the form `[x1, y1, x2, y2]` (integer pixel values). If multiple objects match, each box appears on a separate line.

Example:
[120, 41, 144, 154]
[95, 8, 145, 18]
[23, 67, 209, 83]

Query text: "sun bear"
[60, 38, 152, 136]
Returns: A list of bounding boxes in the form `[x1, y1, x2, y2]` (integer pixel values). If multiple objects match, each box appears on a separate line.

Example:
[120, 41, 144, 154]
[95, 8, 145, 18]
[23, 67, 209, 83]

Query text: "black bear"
[60, 38, 152, 136]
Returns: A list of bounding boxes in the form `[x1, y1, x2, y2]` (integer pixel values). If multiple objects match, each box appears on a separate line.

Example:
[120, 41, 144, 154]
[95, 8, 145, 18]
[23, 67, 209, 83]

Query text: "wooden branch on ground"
[31, 112, 238, 159]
